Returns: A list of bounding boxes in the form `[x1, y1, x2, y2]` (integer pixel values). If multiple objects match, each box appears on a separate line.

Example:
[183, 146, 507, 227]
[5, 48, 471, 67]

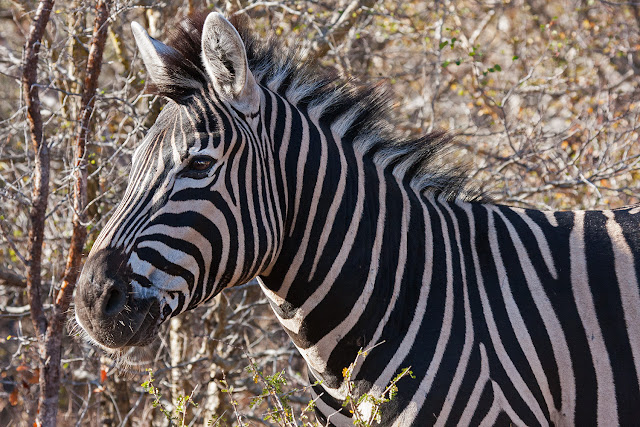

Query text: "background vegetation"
[1, 0, 638, 425]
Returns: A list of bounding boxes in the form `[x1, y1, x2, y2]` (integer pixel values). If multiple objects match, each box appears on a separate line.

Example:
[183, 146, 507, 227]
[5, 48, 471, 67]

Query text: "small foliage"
[142, 369, 199, 426]
[341, 347, 414, 427]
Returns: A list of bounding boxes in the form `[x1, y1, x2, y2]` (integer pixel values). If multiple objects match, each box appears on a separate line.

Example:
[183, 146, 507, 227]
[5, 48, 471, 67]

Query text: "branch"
[22, 0, 54, 339]
[21, 2, 111, 426]
[54, 0, 111, 323]
[22, 2, 55, 424]
[0, 267, 26, 288]
[0, 304, 52, 318]
[108, 25, 129, 73]
[311, 0, 377, 59]
[0, 217, 29, 266]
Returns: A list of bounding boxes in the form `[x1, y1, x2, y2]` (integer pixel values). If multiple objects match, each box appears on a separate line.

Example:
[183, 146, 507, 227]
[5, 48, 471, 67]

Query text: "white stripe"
[477, 388, 501, 427]
[307, 115, 349, 280]
[353, 178, 409, 420]
[288, 113, 310, 237]
[251, 122, 277, 275]
[279, 113, 328, 296]
[206, 102, 248, 285]
[129, 252, 188, 294]
[492, 380, 528, 426]
[395, 194, 456, 423]
[433, 201, 476, 426]
[261, 92, 286, 272]
[543, 210, 558, 227]
[513, 207, 558, 279]
[493, 206, 574, 424]
[457, 343, 490, 426]
[604, 210, 640, 395]
[304, 166, 386, 380]
[360, 171, 429, 392]
[275, 154, 366, 336]
[309, 387, 352, 427]
[485, 206, 549, 426]
[570, 211, 618, 425]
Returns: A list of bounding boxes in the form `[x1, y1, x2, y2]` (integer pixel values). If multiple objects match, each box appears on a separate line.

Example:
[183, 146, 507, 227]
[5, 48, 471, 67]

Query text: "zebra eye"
[188, 156, 214, 172]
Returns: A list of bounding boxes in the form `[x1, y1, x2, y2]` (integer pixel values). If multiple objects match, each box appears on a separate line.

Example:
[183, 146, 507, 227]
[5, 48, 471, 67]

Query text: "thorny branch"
[22, 0, 53, 343]
[56, 0, 111, 326]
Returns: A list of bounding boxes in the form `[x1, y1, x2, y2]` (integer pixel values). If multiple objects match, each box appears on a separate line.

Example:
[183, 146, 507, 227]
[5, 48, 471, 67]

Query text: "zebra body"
[74, 12, 640, 426]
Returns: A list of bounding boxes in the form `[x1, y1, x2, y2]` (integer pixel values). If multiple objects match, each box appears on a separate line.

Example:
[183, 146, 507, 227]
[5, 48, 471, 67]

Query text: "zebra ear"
[200, 12, 259, 110]
[131, 21, 200, 94]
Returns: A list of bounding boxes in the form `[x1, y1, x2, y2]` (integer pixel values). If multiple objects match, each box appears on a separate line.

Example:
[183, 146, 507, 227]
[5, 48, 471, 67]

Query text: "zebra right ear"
[131, 21, 201, 94]
[200, 12, 260, 111]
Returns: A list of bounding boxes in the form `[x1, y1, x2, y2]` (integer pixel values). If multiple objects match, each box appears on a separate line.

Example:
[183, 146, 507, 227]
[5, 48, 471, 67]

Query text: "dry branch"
[0, 267, 26, 288]
[56, 0, 111, 323]
[22, 0, 53, 342]
[41, 1, 111, 425]
[312, 0, 377, 59]
[21, 1, 55, 424]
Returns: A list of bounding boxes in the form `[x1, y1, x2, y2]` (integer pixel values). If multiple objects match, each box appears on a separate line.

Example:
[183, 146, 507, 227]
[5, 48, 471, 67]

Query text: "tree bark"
[22, 1, 54, 425]
[23, 0, 53, 344]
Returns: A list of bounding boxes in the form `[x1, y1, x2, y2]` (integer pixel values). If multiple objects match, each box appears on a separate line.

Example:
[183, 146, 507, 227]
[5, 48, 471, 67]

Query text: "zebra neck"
[258, 145, 477, 389]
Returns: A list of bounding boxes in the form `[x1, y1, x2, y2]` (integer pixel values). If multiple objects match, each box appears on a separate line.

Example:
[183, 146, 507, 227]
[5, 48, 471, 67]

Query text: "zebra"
[73, 11, 640, 426]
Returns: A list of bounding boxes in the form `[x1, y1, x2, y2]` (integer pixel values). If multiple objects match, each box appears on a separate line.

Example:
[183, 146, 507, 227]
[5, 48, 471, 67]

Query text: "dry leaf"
[9, 388, 18, 406]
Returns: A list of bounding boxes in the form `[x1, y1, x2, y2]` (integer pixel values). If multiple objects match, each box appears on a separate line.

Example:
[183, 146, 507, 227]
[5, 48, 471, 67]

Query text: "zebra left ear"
[131, 22, 201, 95]
[201, 12, 259, 111]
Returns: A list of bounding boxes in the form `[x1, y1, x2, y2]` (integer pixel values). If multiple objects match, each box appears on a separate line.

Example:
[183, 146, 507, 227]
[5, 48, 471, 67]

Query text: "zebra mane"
[153, 13, 487, 202]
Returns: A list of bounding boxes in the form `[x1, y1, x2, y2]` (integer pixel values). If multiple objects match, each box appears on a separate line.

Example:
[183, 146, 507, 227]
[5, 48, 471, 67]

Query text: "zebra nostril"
[103, 285, 126, 317]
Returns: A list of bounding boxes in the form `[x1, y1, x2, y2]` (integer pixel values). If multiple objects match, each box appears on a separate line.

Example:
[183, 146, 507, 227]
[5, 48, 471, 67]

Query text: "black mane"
[150, 13, 487, 202]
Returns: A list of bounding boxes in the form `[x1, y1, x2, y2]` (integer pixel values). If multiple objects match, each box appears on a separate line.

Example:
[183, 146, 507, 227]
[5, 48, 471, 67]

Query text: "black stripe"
[584, 210, 640, 425]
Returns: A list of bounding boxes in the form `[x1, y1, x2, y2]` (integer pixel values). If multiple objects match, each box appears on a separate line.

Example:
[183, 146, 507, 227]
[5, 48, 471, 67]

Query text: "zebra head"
[75, 13, 277, 351]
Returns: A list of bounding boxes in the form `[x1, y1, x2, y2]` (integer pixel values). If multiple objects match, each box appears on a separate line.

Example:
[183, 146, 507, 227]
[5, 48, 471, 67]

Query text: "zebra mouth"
[121, 302, 161, 347]
[75, 293, 162, 350]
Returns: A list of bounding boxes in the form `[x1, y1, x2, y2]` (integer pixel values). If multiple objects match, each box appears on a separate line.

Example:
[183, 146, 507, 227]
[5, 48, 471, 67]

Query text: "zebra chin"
[69, 314, 163, 372]
[74, 248, 164, 350]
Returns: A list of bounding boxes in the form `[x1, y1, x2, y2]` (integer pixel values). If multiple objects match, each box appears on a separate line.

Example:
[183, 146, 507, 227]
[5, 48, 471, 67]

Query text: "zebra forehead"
[148, 102, 218, 143]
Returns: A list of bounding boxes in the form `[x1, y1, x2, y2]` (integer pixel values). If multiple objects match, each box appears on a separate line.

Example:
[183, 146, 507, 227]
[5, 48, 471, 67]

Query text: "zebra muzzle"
[74, 249, 162, 349]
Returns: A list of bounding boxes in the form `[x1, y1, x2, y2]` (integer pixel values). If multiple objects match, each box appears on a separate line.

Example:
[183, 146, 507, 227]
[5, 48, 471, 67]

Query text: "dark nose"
[76, 249, 131, 321]
[75, 249, 133, 347]
[75, 248, 160, 348]
[101, 279, 127, 318]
